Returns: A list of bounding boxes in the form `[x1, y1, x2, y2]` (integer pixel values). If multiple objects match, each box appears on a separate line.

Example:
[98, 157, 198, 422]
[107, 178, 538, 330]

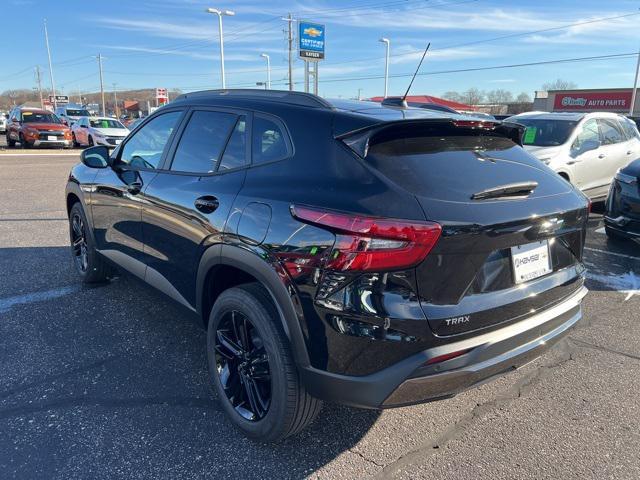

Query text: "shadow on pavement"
[0, 246, 380, 479]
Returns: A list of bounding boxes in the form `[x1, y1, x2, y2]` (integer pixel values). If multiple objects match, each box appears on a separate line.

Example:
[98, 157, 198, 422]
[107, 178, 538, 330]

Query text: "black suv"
[66, 90, 589, 442]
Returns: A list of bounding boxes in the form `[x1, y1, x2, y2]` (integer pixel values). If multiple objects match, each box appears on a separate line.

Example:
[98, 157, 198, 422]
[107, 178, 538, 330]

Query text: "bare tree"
[516, 92, 532, 103]
[541, 79, 577, 91]
[442, 91, 463, 102]
[485, 89, 513, 104]
[461, 88, 484, 105]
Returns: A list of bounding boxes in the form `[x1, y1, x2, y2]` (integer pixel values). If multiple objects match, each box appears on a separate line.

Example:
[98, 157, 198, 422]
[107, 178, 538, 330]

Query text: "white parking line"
[0, 152, 79, 157]
[0, 286, 79, 313]
[585, 247, 640, 261]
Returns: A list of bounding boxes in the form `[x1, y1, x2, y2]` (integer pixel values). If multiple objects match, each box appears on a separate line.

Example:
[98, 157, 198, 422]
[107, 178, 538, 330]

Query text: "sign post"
[298, 21, 324, 95]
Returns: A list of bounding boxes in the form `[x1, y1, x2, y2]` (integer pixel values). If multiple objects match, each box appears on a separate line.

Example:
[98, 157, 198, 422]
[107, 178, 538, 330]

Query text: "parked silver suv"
[507, 112, 640, 200]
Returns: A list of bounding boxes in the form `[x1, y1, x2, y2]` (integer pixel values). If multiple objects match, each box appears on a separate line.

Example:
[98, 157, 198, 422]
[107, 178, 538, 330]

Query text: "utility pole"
[630, 45, 640, 116]
[97, 54, 105, 116]
[357, 88, 362, 101]
[113, 83, 119, 118]
[282, 14, 294, 91]
[34, 66, 44, 109]
[44, 19, 57, 110]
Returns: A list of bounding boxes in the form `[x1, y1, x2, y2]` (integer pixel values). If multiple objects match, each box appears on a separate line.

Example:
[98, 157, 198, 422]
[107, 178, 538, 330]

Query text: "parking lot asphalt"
[0, 151, 639, 480]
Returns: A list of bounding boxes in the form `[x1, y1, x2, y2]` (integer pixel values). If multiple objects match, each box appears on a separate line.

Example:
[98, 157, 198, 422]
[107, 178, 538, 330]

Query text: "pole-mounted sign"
[298, 21, 325, 61]
[49, 95, 69, 105]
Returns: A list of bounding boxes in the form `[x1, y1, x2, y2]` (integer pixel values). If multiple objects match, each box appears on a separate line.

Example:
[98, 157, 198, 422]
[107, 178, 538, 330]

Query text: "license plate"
[47, 135, 57, 141]
[115, 139, 122, 145]
[511, 240, 551, 284]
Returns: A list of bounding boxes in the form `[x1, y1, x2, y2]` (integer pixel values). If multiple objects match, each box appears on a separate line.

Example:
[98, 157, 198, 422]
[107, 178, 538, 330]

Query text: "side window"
[252, 115, 291, 164]
[620, 118, 640, 140]
[219, 116, 247, 171]
[170, 110, 237, 173]
[572, 119, 599, 151]
[597, 119, 624, 145]
[120, 111, 182, 169]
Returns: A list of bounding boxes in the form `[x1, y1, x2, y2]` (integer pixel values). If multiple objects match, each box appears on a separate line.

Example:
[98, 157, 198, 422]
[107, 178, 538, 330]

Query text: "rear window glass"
[252, 115, 291, 164]
[365, 125, 552, 202]
[515, 119, 578, 147]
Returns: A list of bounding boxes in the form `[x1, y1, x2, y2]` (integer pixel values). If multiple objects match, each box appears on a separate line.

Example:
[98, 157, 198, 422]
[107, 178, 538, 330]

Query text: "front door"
[141, 109, 249, 309]
[90, 109, 185, 278]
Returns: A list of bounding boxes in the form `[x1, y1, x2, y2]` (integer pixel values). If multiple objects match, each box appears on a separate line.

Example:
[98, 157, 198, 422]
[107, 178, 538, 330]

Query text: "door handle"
[127, 181, 143, 195]
[598, 154, 605, 159]
[194, 196, 219, 214]
[627, 151, 633, 155]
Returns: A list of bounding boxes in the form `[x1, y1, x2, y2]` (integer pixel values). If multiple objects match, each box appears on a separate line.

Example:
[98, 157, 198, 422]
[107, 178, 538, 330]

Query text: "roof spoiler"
[337, 118, 525, 158]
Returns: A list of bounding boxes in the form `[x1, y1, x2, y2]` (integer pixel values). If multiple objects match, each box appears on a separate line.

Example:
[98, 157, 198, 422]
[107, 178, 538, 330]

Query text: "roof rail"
[173, 89, 333, 109]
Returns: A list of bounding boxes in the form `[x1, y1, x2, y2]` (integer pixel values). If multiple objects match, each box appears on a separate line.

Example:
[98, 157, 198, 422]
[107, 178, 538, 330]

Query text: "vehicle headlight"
[615, 169, 638, 184]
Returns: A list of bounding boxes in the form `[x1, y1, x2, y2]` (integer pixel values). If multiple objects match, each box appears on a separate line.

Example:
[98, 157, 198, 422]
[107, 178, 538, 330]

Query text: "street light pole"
[630, 45, 640, 116]
[44, 19, 57, 110]
[260, 53, 271, 89]
[379, 37, 390, 98]
[206, 7, 235, 89]
[113, 83, 119, 118]
[97, 54, 106, 116]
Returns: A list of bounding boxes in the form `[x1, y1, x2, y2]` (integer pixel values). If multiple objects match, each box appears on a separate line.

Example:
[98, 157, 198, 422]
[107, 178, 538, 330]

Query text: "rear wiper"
[471, 181, 538, 200]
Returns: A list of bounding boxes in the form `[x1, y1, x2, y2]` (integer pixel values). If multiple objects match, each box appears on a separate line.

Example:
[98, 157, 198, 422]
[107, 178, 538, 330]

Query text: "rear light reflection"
[425, 349, 471, 365]
[291, 205, 441, 272]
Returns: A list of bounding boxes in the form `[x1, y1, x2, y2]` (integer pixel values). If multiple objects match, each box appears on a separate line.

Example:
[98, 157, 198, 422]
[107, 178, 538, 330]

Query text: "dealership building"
[533, 88, 639, 116]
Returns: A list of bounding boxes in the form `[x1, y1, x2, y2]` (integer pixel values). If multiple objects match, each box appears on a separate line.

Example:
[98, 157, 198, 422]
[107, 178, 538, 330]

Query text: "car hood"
[93, 127, 129, 136]
[522, 145, 563, 160]
[620, 158, 640, 177]
[24, 123, 68, 131]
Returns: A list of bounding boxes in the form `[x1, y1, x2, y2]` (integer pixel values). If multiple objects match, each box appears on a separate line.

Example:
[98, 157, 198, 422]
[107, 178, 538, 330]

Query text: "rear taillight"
[291, 205, 441, 272]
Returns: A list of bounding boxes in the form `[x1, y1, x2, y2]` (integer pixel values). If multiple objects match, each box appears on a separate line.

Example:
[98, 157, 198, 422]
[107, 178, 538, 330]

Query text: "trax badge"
[444, 315, 470, 326]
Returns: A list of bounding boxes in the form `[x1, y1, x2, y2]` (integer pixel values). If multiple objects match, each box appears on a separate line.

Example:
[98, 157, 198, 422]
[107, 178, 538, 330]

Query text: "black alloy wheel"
[71, 211, 89, 273]
[214, 310, 271, 421]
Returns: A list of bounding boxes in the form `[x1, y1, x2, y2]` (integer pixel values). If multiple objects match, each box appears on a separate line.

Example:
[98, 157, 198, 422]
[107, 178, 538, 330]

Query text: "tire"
[88, 136, 94, 146]
[207, 283, 322, 442]
[68, 202, 110, 283]
[72, 133, 79, 148]
[6, 134, 15, 148]
[19, 133, 31, 149]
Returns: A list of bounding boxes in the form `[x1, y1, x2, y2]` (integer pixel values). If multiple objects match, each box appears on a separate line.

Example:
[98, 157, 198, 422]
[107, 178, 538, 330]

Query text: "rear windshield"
[365, 124, 549, 201]
[21, 112, 60, 124]
[514, 119, 578, 147]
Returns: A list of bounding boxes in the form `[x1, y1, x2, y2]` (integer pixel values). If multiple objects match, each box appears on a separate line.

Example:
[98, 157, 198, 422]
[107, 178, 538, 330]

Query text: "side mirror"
[11, 117, 19, 123]
[81, 145, 111, 169]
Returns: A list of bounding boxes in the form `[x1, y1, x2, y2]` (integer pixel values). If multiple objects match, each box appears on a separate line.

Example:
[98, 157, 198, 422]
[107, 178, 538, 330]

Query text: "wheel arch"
[196, 244, 311, 367]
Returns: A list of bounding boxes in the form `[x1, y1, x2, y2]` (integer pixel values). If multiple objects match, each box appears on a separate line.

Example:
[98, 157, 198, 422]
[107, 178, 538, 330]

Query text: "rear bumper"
[300, 286, 587, 409]
[604, 215, 640, 239]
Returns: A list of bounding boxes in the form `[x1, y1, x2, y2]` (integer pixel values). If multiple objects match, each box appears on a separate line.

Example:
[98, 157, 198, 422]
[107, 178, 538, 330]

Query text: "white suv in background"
[507, 112, 640, 200]
[71, 116, 129, 147]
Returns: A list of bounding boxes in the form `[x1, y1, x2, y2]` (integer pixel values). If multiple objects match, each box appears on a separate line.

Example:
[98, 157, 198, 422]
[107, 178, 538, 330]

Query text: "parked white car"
[507, 112, 640, 200]
[0, 113, 6, 133]
[71, 116, 129, 147]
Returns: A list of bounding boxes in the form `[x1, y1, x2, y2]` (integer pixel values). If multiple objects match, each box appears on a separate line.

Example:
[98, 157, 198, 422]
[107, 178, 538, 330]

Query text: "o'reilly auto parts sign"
[554, 91, 632, 112]
[299, 21, 325, 60]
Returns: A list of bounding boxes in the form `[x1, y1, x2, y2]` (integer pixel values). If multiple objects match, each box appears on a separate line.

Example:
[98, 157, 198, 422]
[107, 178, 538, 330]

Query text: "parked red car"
[5, 107, 72, 148]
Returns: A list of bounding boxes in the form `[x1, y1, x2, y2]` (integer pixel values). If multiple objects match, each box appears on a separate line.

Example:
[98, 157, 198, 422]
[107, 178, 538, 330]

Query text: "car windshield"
[516, 118, 578, 147]
[66, 109, 90, 117]
[90, 119, 126, 129]
[21, 112, 60, 124]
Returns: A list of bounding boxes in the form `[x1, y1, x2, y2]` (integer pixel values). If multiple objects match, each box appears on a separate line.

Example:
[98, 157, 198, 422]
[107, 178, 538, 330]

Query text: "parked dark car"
[66, 90, 590, 442]
[604, 158, 640, 240]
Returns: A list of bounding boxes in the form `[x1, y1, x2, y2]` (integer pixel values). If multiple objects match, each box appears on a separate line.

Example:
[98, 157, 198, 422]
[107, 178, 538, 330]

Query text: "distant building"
[535, 88, 638, 115]
[369, 95, 477, 112]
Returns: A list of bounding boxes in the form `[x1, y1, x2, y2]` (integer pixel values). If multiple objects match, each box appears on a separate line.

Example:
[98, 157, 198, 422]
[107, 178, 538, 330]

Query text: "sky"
[1, 0, 639, 100]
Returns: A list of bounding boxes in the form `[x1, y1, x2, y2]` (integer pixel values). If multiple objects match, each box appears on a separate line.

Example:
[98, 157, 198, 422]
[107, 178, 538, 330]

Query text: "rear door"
[90, 109, 185, 277]
[595, 118, 628, 196]
[140, 108, 249, 308]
